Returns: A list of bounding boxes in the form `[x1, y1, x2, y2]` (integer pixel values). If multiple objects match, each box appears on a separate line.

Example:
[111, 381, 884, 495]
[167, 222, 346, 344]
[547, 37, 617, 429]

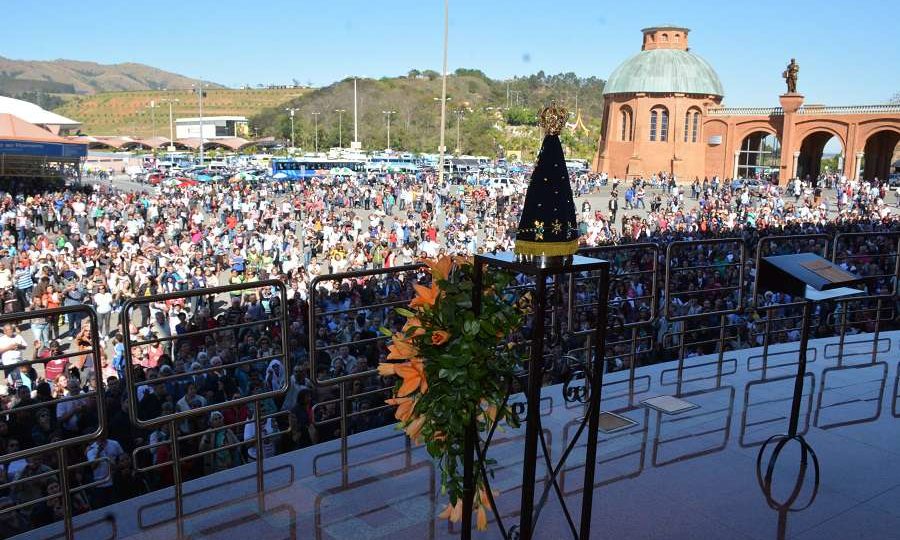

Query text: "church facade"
[592, 26, 900, 184]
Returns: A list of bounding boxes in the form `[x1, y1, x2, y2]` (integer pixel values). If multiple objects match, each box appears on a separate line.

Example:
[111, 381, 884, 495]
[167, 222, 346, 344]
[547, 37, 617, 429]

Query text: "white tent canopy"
[0, 95, 81, 132]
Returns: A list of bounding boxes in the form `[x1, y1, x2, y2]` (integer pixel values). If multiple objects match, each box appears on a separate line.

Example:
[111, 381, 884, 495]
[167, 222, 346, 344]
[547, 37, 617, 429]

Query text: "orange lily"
[402, 317, 426, 338]
[410, 282, 441, 309]
[396, 360, 428, 396]
[476, 506, 488, 531]
[387, 336, 419, 360]
[424, 256, 453, 281]
[438, 499, 463, 523]
[385, 396, 415, 422]
[404, 415, 426, 441]
[377, 362, 397, 376]
[452, 254, 474, 268]
[431, 330, 451, 346]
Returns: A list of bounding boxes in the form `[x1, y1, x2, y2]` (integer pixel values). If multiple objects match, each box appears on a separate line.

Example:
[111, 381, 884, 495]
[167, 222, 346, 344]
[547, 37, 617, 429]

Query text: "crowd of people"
[0, 164, 896, 536]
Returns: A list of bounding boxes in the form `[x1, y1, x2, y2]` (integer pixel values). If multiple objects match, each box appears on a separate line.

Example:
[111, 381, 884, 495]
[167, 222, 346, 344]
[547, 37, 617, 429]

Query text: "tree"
[890, 91, 900, 104]
[505, 106, 538, 126]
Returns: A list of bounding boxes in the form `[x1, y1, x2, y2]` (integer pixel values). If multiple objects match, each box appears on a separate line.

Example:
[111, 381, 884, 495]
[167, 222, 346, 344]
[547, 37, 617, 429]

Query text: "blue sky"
[4, 0, 897, 107]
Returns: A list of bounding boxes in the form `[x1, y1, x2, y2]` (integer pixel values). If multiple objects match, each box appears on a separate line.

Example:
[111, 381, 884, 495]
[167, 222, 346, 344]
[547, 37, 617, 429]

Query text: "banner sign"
[0, 140, 87, 158]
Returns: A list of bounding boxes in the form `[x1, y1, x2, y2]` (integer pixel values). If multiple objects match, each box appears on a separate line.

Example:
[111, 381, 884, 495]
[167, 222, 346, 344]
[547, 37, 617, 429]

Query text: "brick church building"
[592, 25, 900, 184]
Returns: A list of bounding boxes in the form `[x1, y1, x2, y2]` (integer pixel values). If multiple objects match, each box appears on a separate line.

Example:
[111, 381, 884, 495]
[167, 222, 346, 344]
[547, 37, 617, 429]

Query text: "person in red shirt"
[39, 340, 67, 382]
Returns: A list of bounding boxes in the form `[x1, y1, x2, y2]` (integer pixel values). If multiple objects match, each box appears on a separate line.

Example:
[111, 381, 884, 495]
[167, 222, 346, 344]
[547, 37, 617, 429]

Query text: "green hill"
[54, 88, 308, 137]
[252, 70, 604, 160]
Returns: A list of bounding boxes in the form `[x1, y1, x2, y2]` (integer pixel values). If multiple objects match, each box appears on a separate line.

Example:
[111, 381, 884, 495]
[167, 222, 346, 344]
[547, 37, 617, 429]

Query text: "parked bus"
[271, 158, 365, 180]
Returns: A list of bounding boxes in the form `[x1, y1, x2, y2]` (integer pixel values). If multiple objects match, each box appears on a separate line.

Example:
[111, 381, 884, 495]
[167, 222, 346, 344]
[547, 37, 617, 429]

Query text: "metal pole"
[150, 101, 157, 138]
[519, 272, 547, 540]
[382, 111, 395, 150]
[579, 262, 609, 539]
[312, 112, 320, 153]
[168, 102, 174, 142]
[437, 0, 449, 186]
[253, 401, 265, 497]
[788, 299, 813, 437]
[353, 78, 359, 144]
[456, 109, 462, 155]
[57, 447, 74, 540]
[170, 419, 185, 539]
[198, 82, 204, 166]
[340, 381, 349, 487]
[335, 109, 345, 148]
[461, 258, 484, 539]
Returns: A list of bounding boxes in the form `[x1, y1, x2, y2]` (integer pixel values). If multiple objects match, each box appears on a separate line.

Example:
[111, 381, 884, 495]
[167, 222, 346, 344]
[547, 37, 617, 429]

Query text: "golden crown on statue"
[539, 101, 568, 136]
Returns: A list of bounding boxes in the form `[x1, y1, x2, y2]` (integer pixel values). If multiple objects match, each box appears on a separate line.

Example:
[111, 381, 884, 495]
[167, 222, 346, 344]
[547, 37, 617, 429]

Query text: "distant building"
[593, 25, 900, 183]
[175, 116, 249, 139]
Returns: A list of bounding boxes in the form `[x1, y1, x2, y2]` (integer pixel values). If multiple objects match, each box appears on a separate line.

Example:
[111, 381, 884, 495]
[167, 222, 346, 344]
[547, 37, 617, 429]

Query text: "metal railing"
[707, 107, 784, 116]
[119, 279, 290, 539]
[15, 232, 900, 538]
[796, 104, 900, 115]
[0, 305, 106, 540]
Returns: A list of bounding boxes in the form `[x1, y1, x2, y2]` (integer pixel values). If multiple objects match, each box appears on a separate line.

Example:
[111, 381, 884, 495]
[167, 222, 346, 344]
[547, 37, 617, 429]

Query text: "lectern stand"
[460, 252, 610, 540]
[754, 252, 867, 512]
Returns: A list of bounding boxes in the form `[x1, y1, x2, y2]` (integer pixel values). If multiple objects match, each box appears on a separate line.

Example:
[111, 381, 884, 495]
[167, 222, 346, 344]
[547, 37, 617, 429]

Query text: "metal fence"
[7, 231, 899, 538]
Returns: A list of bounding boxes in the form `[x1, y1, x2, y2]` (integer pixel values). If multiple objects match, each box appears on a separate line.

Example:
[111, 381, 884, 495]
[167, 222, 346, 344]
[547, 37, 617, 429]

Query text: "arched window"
[661, 33, 669, 42]
[683, 108, 701, 143]
[674, 33, 680, 43]
[649, 106, 668, 141]
[691, 111, 700, 143]
[620, 106, 633, 141]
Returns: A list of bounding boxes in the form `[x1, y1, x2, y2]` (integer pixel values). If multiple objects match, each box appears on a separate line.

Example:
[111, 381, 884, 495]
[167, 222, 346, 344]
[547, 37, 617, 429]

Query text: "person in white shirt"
[85, 437, 124, 507]
[0, 324, 27, 381]
[93, 285, 113, 340]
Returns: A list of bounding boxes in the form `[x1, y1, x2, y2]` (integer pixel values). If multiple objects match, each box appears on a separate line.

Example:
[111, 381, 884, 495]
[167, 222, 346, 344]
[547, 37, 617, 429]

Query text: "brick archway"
[797, 129, 844, 180]
[862, 128, 900, 181]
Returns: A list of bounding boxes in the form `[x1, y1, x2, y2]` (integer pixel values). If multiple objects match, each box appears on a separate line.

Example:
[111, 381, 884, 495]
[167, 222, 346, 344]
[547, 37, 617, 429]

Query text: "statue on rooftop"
[783, 58, 799, 94]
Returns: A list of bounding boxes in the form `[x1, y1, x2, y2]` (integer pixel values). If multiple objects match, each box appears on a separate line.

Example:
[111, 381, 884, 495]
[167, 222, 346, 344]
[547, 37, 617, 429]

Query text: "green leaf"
[396, 308, 417, 318]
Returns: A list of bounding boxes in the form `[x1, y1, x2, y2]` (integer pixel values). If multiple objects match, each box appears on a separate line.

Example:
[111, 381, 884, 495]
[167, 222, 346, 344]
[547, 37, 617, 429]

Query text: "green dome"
[604, 49, 724, 96]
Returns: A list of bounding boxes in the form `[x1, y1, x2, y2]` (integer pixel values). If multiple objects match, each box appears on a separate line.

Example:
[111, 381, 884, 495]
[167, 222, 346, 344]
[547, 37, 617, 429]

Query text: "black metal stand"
[461, 252, 610, 540]
[758, 299, 820, 511]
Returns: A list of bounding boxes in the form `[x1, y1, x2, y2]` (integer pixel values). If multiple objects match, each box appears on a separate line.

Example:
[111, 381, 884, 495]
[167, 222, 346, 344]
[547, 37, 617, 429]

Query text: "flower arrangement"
[379, 255, 524, 531]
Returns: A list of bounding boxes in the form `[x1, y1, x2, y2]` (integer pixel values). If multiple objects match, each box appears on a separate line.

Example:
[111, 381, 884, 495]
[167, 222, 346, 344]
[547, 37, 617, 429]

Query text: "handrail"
[307, 262, 426, 388]
[121, 279, 290, 429]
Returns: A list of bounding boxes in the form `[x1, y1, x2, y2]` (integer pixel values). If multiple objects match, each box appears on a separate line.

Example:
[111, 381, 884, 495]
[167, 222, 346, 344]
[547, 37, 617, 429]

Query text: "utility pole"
[192, 81, 209, 165]
[311, 111, 321, 153]
[352, 78, 359, 148]
[146, 100, 159, 138]
[334, 109, 346, 148]
[438, 0, 449, 185]
[284, 108, 298, 150]
[161, 94, 179, 152]
[455, 108, 464, 155]
[382, 110, 396, 150]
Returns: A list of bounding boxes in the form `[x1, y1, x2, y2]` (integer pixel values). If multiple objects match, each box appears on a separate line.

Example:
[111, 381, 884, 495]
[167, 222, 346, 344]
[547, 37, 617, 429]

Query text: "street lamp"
[434, 96, 451, 178]
[284, 107, 298, 150]
[334, 109, 346, 148]
[311, 111, 321, 153]
[454, 108, 464, 155]
[160, 94, 180, 152]
[145, 101, 160, 138]
[382, 110, 396, 150]
[191, 81, 209, 165]
[437, 0, 449, 185]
